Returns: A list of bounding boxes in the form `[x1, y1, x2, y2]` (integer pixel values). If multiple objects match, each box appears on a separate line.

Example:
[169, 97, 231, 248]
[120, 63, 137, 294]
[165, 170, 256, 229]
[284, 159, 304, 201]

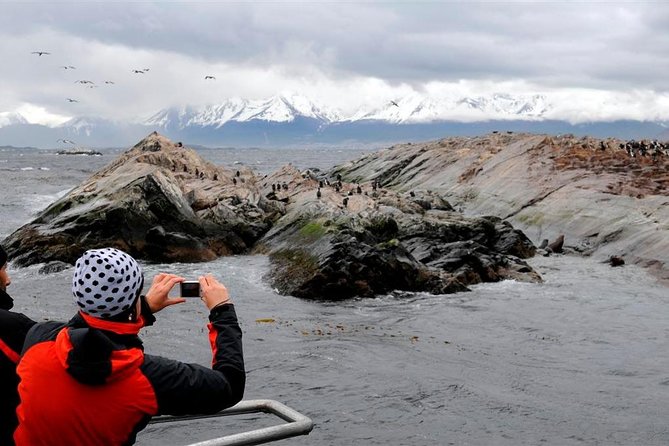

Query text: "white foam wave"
[23, 188, 71, 214]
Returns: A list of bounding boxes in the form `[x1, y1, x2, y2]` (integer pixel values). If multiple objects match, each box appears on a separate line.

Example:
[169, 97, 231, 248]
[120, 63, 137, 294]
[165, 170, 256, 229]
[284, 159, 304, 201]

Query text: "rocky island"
[333, 132, 669, 284]
[55, 148, 103, 156]
[3, 132, 542, 299]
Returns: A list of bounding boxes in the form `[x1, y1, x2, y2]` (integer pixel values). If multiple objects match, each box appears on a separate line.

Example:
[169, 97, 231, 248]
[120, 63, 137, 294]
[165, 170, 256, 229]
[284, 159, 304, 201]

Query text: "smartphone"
[180, 281, 201, 298]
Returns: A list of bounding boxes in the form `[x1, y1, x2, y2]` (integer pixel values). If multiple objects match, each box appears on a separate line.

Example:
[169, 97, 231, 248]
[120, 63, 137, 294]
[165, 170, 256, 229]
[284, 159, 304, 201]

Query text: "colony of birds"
[617, 139, 669, 159]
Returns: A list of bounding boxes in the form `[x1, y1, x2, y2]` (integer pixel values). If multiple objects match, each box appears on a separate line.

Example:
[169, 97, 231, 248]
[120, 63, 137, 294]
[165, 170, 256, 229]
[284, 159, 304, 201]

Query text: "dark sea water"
[2, 146, 669, 446]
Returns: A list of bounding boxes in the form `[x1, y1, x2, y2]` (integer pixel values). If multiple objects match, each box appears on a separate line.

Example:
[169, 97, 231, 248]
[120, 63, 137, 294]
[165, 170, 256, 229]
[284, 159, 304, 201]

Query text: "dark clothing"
[0, 246, 7, 271]
[0, 287, 14, 311]
[15, 303, 244, 446]
[0, 289, 36, 445]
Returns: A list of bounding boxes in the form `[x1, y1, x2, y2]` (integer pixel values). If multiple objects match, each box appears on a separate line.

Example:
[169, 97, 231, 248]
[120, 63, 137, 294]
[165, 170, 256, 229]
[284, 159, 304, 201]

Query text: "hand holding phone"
[199, 274, 231, 309]
[144, 273, 187, 313]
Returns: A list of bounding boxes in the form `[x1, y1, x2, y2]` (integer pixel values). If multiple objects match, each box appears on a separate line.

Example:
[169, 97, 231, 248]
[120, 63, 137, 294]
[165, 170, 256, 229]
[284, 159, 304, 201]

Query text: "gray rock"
[3, 132, 280, 265]
[38, 261, 71, 275]
[255, 165, 541, 299]
[332, 133, 669, 284]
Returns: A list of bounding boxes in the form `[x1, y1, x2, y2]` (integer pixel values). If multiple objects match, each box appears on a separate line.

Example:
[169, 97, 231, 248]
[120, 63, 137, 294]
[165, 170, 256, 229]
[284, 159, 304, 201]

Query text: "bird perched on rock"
[609, 256, 625, 267]
[343, 197, 349, 207]
[356, 185, 362, 194]
[232, 178, 237, 185]
[316, 188, 321, 199]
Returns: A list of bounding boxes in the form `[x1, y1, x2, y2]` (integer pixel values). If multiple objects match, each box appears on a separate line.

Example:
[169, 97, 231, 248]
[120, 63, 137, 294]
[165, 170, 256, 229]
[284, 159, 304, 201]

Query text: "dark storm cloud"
[3, 1, 667, 91]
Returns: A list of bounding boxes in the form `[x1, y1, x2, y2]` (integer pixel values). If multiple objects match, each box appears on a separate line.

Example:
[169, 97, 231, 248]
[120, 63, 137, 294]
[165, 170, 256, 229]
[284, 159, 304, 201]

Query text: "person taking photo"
[14, 247, 245, 445]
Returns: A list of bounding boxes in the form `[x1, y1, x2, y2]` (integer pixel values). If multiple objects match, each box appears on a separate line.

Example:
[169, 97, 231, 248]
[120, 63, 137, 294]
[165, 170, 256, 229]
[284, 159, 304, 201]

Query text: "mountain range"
[1, 93, 667, 148]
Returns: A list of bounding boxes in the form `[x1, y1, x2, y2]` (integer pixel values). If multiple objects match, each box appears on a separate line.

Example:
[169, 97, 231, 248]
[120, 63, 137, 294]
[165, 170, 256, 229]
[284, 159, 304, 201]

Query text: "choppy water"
[2, 146, 669, 445]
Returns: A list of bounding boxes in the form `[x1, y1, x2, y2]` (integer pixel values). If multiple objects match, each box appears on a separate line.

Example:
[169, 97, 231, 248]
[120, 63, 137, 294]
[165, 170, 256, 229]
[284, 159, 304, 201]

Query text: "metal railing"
[148, 399, 314, 446]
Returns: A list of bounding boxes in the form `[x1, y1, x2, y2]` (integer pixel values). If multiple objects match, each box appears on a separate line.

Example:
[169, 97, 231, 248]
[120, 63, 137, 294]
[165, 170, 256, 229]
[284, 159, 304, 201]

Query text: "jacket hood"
[55, 313, 145, 385]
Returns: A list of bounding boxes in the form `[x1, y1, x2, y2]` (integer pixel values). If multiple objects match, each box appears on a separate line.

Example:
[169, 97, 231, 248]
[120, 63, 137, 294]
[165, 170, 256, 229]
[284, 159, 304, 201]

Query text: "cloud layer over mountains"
[1, 2, 669, 126]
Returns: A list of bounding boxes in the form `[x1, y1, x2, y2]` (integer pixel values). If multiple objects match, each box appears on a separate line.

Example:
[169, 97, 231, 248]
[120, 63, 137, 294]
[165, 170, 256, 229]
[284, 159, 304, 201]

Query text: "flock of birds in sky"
[30, 50, 218, 146]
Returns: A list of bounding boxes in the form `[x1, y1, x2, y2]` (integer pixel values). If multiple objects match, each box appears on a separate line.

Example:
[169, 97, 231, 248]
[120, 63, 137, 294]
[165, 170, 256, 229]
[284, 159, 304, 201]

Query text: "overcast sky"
[1, 0, 669, 125]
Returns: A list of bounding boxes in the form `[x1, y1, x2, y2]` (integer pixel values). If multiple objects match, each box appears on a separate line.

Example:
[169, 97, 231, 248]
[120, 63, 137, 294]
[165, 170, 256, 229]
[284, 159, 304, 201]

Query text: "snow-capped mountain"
[57, 116, 132, 137]
[457, 93, 549, 117]
[146, 93, 340, 130]
[349, 93, 549, 124]
[145, 92, 550, 129]
[1, 91, 665, 148]
[0, 112, 29, 128]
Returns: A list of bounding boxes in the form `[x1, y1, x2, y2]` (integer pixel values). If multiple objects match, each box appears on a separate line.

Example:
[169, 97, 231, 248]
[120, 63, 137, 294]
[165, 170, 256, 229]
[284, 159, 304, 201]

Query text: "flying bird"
[104, 80, 115, 84]
[60, 65, 76, 70]
[57, 139, 76, 145]
[390, 100, 399, 107]
[31, 51, 50, 56]
[74, 80, 94, 84]
[132, 69, 145, 74]
[204, 75, 216, 80]
[66, 98, 78, 103]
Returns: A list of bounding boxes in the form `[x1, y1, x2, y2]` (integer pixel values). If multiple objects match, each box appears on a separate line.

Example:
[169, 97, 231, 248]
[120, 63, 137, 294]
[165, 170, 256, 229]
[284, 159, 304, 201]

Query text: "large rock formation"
[254, 165, 540, 300]
[3, 132, 282, 265]
[332, 132, 669, 284]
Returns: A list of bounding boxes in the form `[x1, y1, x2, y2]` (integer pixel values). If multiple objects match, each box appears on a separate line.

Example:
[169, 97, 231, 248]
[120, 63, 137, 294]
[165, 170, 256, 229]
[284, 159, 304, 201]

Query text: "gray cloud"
[1, 1, 669, 122]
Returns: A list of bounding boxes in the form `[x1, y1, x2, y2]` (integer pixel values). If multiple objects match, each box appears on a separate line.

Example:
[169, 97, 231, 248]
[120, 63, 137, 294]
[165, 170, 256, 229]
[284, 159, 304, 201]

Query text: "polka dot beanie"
[72, 248, 143, 319]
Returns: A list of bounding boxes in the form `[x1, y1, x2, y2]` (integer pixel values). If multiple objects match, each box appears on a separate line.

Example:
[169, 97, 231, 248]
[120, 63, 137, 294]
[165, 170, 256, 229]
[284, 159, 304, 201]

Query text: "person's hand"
[144, 273, 187, 313]
[199, 274, 232, 310]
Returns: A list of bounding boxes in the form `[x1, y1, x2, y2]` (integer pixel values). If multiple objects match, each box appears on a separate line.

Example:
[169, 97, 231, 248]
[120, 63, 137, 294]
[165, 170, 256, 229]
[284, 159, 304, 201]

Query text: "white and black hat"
[72, 248, 143, 319]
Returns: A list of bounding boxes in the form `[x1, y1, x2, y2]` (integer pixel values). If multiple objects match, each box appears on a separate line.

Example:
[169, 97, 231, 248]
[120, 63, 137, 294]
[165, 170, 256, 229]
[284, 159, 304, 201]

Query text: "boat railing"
[148, 399, 314, 446]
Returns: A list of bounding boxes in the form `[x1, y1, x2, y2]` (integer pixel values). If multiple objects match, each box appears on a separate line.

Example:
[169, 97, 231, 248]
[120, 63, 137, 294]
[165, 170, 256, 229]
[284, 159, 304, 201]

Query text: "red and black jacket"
[0, 290, 36, 445]
[14, 303, 245, 446]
